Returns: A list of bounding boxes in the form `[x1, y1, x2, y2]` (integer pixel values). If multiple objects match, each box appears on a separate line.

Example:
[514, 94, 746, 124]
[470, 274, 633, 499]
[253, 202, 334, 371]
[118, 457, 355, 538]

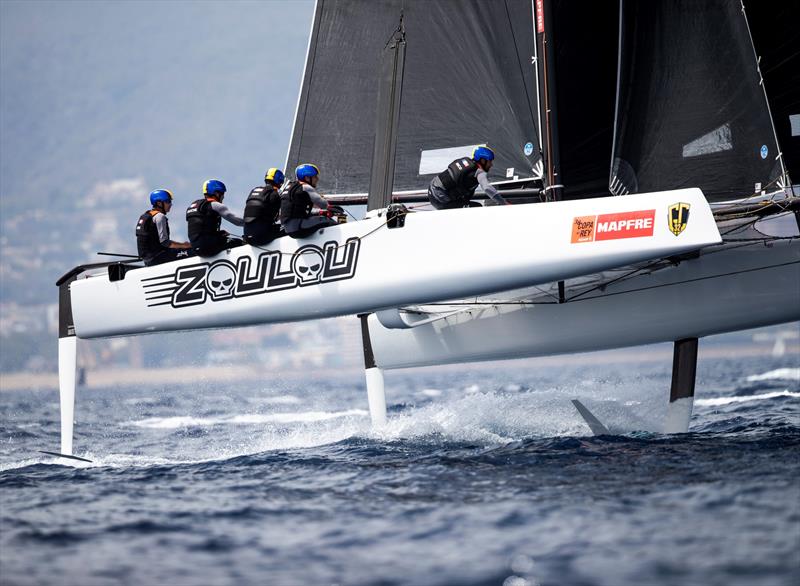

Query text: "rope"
[251, 212, 399, 257]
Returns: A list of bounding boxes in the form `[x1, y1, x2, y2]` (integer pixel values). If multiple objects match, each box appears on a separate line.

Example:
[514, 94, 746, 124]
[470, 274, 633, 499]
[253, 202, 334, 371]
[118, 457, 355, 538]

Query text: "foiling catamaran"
[50, 0, 799, 461]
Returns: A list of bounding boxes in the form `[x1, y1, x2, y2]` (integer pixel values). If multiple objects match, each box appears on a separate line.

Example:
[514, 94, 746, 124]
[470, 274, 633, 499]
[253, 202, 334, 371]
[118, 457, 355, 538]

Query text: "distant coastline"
[2, 341, 796, 392]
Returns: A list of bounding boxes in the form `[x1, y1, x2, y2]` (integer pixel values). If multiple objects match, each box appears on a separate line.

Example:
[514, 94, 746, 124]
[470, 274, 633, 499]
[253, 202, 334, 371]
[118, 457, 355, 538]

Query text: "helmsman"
[427, 145, 509, 209]
[279, 164, 338, 238]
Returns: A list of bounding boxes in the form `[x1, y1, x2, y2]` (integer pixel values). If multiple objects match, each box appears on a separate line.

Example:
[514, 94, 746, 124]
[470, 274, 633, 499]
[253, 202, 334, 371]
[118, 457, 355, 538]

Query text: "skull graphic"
[205, 262, 236, 300]
[292, 247, 324, 285]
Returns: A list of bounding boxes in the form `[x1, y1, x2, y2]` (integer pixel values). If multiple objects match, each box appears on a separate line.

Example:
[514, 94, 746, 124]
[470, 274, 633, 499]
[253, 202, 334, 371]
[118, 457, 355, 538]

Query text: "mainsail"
[610, 0, 787, 201]
[286, 0, 542, 195]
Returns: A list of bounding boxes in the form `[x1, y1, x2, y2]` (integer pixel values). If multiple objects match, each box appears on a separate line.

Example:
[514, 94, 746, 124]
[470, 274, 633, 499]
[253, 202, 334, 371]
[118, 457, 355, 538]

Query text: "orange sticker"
[571, 216, 596, 243]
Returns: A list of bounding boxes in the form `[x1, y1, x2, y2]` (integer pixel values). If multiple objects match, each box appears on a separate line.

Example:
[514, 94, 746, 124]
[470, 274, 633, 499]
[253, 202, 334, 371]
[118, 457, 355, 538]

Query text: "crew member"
[186, 179, 245, 256]
[280, 163, 338, 238]
[428, 145, 509, 209]
[243, 167, 285, 246]
[136, 189, 192, 266]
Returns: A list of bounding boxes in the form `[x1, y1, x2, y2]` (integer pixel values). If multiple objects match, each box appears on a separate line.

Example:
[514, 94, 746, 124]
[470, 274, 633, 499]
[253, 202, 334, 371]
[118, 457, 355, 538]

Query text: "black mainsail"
[286, 0, 542, 196]
[287, 0, 791, 202]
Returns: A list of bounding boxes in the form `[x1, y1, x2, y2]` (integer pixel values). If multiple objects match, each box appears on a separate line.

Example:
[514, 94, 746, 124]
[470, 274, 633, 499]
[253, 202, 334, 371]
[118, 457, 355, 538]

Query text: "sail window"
[418, 145, 481, 175]
[682, 124, 733, 158]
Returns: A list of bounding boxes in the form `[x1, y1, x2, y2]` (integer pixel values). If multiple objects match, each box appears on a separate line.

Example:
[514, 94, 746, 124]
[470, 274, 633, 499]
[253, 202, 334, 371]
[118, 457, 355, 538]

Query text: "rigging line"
[423, 259, 800, 309]
[717, 204, 796, 235]
[565, 258, 666, 303]
[720, 220, 760, 236]
[579, 238, 788, 293]
[722, 236, 798, 243]
[290, 0, 323, 172]
[430, 239, 795, 310]
[567, 259, 800, 303]
[503, 0, 538, 144]
[712, 177, 785, 215]
[251, 214, 395, 257]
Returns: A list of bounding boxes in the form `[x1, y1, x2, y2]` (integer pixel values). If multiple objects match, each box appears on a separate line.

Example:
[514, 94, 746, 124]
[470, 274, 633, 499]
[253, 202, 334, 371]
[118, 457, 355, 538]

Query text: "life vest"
[186, 197, 221, 242]
[280, 181, 313, 223]
[136, 209, 165, 260]
[244, 185, 281, 225]
[436, 157, 480, 203]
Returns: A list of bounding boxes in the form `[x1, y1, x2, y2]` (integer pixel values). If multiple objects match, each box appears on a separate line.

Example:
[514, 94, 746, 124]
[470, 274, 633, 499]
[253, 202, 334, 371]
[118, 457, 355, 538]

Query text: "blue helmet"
[203, 179, 226, 197]
[149, 189, 173, 207]
[265, 167, 285, 186]
[295, 163, 319, 182]
[473, 145, 495, 162]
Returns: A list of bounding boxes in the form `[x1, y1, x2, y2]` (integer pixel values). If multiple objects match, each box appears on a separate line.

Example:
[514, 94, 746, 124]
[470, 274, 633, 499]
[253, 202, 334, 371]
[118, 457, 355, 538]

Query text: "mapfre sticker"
[571, 210, 655, 243]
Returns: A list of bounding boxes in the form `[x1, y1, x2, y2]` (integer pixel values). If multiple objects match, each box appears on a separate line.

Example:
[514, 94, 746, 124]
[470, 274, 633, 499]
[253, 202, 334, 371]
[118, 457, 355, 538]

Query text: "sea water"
[1, 353, 798, 586]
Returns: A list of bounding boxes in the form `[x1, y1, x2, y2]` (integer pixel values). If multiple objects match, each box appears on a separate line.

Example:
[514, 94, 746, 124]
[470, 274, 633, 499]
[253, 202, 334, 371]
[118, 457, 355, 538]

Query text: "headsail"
[610, 0, 787, 201]
[286, 0, 542, 196]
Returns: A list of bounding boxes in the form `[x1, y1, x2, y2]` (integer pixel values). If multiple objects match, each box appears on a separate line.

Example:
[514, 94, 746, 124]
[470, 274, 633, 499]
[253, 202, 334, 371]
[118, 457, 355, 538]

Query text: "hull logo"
[668, 202, 690, 236]
[142, 238, 361, 308]
[572, 209, 655, 243]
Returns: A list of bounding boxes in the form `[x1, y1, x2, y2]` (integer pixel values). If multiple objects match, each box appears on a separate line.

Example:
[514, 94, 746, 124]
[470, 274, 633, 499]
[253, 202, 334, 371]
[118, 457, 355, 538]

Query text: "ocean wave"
[696, 390, 800, 407]
[128, 409, 368, 429]
[745, 368, 800, 383]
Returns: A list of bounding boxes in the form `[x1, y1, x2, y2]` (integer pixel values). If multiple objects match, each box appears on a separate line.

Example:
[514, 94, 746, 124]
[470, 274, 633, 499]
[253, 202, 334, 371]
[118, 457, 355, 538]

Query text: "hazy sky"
[0, 0, 314, 211]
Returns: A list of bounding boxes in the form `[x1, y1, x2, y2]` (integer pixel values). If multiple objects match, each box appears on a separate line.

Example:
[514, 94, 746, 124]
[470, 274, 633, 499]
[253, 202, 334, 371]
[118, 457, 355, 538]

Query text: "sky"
[0, 0, 315, 214]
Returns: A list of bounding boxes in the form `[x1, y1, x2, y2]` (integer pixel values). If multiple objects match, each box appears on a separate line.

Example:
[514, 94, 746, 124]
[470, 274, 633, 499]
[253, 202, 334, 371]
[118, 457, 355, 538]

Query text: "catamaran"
[50, 0, 799, 461]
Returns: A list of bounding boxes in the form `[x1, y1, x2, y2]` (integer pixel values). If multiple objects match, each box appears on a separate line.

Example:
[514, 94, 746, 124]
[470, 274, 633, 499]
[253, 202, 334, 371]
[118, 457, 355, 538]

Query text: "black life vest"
[244, 185, 281, 225]
[437, 157, 480, 203]
[280, 181, 313, 223]
[186, 198, 221, 242]
[136, 209, 165, 260]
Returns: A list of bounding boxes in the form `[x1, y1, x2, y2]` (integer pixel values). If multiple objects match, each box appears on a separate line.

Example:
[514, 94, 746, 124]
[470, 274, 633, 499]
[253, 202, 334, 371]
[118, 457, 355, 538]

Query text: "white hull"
[367, 237, 800, 369]
[69, 189, 719, 339]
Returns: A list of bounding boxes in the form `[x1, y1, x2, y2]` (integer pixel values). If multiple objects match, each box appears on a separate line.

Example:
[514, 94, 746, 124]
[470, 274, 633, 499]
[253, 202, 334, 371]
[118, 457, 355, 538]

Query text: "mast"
[536, 0, 563, 201]
[367, 15, 406, 211]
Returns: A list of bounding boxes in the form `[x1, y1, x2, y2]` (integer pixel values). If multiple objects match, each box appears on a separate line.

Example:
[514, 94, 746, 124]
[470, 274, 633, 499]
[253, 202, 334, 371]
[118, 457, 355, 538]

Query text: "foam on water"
[2, 352, 799, 586]
[128, 409, 368, 429]
[695, 390, 800, 407]
[745, 367, 800, 382]
[0, 383, 672, 472]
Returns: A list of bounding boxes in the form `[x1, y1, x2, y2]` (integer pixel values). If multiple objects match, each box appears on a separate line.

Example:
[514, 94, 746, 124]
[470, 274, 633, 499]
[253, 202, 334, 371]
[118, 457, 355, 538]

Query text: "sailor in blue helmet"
[280, 164, 339, 238]
[135, 189, 193, 266]
[243, 167, 286, 246]
[186, 179, 245, 257]
[428, 145, 509, 209]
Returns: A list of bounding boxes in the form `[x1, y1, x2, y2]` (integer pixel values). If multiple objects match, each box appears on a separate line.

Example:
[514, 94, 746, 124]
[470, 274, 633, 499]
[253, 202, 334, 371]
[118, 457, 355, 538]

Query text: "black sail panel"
[286, 0, 541, 195]
[611, 0, 785, 201]
[550, 0, 619, 199]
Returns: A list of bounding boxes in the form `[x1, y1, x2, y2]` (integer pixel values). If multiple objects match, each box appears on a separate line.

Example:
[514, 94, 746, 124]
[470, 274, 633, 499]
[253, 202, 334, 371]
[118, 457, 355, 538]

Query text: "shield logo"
[668, 202, 690, 236]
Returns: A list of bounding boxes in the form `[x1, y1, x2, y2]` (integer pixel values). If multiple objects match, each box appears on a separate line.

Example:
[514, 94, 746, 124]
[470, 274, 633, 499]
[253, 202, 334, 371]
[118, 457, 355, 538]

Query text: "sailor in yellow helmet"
[243, 168, 286, 246]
